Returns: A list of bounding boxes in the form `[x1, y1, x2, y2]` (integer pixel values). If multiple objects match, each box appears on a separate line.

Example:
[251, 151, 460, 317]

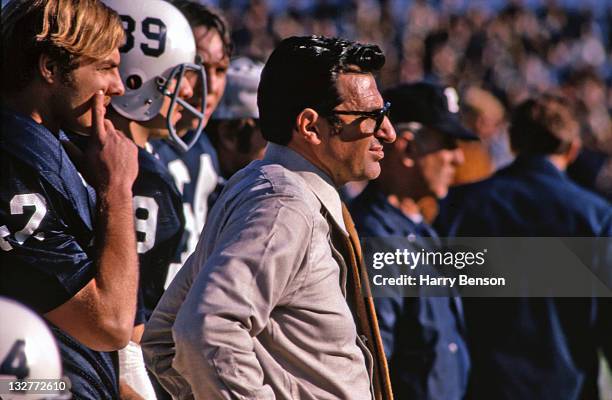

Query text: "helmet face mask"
[106, 0, 206, 153]
[159, 62, 207, 153]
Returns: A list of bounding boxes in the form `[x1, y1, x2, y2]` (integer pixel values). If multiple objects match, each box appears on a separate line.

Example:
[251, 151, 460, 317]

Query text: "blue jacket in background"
[350, 183, 470, 400]
[436, 155, 612, 400]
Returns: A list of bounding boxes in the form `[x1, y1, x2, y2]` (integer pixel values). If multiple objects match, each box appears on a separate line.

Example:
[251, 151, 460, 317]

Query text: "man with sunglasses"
[142, 35, 396, 399]
[350, 82, 478, 400]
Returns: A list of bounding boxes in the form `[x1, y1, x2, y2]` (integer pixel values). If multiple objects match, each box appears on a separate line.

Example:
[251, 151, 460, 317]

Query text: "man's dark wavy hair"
[258, 35, 385, 145]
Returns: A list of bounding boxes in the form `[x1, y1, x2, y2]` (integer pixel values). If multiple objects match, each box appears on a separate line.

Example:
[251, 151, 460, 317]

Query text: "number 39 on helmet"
[104, 0, 207, 153]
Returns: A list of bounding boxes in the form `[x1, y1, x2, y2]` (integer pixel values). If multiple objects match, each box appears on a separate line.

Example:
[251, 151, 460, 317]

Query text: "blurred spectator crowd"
[211, 0, 612, 180]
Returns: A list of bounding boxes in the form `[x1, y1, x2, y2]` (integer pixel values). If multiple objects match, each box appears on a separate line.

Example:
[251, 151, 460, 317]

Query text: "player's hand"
[85, 90, 138, 193]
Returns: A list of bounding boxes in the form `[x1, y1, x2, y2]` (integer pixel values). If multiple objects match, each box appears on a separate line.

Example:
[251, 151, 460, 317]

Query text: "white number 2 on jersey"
[1, 193, 48, 251]
[133, 196, 159, 254]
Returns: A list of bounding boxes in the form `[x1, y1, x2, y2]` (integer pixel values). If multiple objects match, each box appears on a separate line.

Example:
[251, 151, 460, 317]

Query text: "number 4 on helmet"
[0, 297, 71, 399]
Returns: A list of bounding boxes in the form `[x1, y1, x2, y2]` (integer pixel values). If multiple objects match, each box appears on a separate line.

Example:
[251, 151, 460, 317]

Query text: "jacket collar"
[264, 143, 347, 235]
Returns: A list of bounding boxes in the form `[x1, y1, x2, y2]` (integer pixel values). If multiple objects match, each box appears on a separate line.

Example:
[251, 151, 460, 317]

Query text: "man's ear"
[38, 53, 58, 84]
[295, 108, 322, 145]
[397, 130, 415, 168]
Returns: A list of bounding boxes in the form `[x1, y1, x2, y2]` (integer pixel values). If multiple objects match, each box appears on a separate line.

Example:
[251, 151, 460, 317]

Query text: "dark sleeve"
[0, 158, 95, 313]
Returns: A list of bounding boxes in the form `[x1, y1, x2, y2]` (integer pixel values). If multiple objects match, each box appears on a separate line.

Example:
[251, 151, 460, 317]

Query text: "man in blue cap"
[350, 82, 478, 399]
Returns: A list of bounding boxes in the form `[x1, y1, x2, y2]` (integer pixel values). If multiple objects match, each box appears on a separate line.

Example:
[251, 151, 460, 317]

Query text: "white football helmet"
[213, 57, 264, 120]
[105, 0, 206, 153]
[0, 297, 70, 399]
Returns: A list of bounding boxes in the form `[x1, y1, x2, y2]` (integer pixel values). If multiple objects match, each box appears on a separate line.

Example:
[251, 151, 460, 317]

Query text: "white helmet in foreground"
[0, 297, 70, 399]
[106, 0, 206, 153]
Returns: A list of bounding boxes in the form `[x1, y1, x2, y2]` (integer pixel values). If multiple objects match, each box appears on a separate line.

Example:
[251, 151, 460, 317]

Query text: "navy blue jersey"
[151, 133, 221, 284]
[0, 108, 119, 399]
[133, 145, 184, 321]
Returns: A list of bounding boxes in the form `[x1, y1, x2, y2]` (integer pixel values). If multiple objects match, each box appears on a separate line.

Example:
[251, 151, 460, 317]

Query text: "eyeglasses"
[323, 101, 391, 134]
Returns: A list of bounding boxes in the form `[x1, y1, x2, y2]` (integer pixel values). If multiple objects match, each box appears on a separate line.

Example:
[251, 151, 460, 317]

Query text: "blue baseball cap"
[383, 82, 478, 141]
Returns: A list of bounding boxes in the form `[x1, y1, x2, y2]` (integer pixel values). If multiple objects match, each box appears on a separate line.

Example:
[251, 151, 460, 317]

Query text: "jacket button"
[448, 342, 458, 353]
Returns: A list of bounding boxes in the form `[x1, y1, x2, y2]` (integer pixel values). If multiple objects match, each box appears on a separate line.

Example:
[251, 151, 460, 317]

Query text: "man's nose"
[206, 69, 222, 98]
[178, 77, 194, 100]
[452, 146, 465, 165]
[109, 69, 125, 97]
[377, 116, 397, 144]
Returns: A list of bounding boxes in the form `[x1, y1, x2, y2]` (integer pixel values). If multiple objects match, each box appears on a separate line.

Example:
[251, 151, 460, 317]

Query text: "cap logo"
[444, 87, 460, 113]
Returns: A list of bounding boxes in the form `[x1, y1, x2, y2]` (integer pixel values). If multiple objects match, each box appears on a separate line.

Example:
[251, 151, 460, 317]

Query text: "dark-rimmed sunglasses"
[323, 101, 391, 134]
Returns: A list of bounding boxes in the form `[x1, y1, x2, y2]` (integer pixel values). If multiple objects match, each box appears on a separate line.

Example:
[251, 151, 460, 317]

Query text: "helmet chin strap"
[160, 62, 207, 153]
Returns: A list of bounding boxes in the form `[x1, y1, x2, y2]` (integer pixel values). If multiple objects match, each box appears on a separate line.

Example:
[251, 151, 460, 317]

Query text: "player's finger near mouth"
[91, 90, 107, 143]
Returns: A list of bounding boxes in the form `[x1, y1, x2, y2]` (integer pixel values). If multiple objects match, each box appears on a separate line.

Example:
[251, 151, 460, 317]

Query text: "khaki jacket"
[142, 144, 391, 399]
